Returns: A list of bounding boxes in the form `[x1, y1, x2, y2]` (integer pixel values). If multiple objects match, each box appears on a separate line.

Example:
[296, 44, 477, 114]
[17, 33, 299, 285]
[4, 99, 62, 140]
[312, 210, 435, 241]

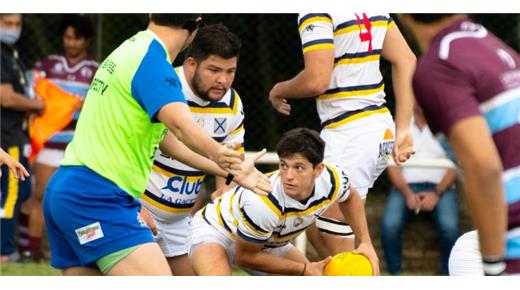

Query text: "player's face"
[63, 26, 89, 59]
[191, 55, 237, 102]
[279, 153, 323, 201]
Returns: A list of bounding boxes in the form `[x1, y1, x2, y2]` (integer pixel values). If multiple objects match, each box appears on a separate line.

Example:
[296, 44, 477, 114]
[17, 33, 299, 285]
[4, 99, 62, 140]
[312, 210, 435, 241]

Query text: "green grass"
[1, 262, 61, 276]
[0, 262, 248, 276]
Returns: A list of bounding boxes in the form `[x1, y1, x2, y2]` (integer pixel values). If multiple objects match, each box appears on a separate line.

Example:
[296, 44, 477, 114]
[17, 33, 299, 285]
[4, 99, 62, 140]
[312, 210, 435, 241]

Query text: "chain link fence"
[18, 13, 520, 152]
[17, 11, 520, 208]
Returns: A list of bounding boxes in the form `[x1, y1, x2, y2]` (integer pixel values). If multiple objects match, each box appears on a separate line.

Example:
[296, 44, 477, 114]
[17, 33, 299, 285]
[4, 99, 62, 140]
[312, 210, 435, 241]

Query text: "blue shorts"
[43, 165, 154, 269]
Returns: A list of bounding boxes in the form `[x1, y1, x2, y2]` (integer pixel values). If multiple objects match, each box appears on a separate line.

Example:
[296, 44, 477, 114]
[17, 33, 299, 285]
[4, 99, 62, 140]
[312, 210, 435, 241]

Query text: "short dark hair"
[62, 14, 94, 39]
[185, 23, 241, 62]
[408, 14, 456, 24]
[150, 14, 202, 33]
[276, 128, 325, 167]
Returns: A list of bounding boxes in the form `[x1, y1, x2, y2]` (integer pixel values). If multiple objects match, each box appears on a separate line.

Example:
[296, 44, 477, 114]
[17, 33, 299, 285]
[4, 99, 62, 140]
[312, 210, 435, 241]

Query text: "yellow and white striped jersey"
[141, 66, 245, 222]
[298, 13, 395, 129]
[200, 163, 350, 247]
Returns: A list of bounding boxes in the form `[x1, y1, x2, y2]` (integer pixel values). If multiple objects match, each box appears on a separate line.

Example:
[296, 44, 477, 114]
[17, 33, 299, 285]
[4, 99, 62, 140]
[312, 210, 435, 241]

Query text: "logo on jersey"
[293, 216, 304, 227]
[214, 118, 227, 134]
[197, 118, 205, 128]
[305, 24, 315, 32]
[164, 77, 178, 88]
[75, 222, 104, 245]
[378, 128, 394, 159]
[52, 63, 64, 74]
[161, 175, 204, 195]
[80, 67, 93, 78]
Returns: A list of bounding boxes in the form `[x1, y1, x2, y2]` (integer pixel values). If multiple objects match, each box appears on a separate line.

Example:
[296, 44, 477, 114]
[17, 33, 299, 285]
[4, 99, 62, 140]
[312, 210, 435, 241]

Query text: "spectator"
[0, 13, 44, 263]
[22, 14, 98, 262]
[381, 105, 459, 275]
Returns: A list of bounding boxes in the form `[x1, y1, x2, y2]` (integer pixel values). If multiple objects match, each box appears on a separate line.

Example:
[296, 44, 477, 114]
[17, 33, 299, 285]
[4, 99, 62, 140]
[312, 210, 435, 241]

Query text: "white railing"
[245, 151, 457, 254]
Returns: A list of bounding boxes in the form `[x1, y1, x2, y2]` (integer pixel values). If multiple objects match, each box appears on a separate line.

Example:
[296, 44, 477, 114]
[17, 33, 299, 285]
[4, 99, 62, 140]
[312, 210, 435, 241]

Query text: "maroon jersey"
[413, 19, 520, 273]
[34, 55, 98, 149]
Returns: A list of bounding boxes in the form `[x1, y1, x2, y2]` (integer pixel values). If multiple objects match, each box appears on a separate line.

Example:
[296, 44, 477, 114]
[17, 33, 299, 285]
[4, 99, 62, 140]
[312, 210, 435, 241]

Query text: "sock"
[28, 236, 42, 258]
[16, 212, 30, 254]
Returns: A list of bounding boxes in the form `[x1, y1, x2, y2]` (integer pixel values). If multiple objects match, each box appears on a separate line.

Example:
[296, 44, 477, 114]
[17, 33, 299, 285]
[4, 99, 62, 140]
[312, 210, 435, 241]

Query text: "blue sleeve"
[131, 40, 186, 122]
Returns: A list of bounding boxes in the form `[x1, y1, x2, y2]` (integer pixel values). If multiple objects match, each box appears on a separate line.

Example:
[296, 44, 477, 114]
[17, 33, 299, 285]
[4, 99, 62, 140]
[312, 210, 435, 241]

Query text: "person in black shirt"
[0, 13, 44, 263]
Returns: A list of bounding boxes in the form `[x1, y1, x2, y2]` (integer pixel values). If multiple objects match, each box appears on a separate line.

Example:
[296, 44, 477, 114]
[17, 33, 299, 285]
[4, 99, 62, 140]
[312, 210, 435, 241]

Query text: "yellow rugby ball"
[323, 252, 373, 276]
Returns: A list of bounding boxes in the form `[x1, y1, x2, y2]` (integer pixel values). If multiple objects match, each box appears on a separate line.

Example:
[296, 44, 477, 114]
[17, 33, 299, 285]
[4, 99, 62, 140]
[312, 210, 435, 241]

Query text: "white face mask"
[0, 28, 21, 45]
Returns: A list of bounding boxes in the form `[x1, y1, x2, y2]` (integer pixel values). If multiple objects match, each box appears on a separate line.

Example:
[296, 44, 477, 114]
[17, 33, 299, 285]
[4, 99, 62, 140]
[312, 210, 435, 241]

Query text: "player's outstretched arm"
[338, 188, 380, 275]
[448, 116, 506, 271]
[381, 24, 416, 165]
[160, 133, 271, 195]
[268, 48, 334, 115]
[157, 102, 242, 172]
[0, 148, 29, 181]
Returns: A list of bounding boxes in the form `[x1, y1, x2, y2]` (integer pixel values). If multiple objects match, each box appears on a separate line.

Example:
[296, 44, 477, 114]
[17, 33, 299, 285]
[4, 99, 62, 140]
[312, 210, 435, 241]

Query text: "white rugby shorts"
[154, 215, 192, 257]
[321, 113, 395, 198]
[187, 213, 293, 275]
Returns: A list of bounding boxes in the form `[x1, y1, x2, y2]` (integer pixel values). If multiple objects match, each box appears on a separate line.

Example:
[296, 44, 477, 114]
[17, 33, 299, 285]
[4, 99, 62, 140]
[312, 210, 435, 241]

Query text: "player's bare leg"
[167, 254, 195, 276]
[62, 267, 103, 275]
[107, 242, 171, 275]
[190, 243, 232, 275]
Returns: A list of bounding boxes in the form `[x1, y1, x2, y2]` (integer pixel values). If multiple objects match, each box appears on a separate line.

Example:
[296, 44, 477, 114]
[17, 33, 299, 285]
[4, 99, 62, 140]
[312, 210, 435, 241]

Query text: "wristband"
[225, 173, 234, 185]
[482, 256, 506, 276]
[299, 263, 307, 276]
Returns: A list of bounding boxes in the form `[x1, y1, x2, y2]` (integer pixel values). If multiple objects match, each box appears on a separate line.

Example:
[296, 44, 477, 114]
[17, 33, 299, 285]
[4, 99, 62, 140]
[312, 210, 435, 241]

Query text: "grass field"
[0, 262, 249, 276]
[1, 262, 61, 276]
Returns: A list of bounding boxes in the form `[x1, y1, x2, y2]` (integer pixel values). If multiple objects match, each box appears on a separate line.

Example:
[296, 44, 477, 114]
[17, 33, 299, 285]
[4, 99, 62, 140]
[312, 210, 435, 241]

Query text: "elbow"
[392, 52, 417, 71]
[0, 95, 14, 109]
[307, 79, 329, 96]
[475, 160, 502, 181]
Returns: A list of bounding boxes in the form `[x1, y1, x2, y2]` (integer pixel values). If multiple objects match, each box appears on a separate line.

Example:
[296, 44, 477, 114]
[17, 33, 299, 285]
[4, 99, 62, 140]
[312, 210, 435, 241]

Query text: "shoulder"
[239, 189, 282, 225]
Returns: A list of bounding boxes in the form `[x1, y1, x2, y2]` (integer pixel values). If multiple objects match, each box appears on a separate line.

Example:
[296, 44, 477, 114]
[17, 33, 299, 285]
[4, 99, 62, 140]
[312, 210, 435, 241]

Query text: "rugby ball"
[323, 252, 373, 276]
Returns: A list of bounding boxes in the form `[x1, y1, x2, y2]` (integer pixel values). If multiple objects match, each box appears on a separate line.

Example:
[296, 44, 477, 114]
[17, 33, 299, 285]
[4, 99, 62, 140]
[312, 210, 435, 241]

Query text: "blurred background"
[8, 13, 520, 275]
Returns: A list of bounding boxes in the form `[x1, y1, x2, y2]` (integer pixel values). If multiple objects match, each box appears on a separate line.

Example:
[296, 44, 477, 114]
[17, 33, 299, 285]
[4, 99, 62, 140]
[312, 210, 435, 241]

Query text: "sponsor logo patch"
[75, 222, 104, 245]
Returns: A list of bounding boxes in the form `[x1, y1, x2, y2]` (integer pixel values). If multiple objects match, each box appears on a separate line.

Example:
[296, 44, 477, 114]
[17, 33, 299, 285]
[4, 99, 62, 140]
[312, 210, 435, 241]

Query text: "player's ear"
[185, 57, 197, 71]
[314, 162, 324, 178]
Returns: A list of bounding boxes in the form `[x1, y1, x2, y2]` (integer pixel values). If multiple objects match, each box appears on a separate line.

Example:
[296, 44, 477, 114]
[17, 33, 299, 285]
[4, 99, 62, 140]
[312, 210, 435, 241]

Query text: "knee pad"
[315, 216, 354, 237]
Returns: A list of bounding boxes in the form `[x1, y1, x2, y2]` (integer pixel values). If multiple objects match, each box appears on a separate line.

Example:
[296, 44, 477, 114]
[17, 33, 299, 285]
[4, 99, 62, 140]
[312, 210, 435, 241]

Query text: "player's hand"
[353, 243, 380, 275]
[392, 128, 415, 165]
[0, 150, 30, 181]
[139, 207, 158, 237]
[216, 143, 243, 173]
[233, 149, 272, 195]
[418, 191, 439, 212]
[304, 256, 331, 276]
[404, 193, 421, 212]
[269, 84, 291, 115]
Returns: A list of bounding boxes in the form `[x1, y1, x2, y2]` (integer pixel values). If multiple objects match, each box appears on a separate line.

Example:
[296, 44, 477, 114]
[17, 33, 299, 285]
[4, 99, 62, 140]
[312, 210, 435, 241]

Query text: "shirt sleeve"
[298, 13, 334, 54]
[131, 40, 187, 122]
[413, 59, 482, 135]
[224, 94, 245, 154]
[236, 190, 278, 243]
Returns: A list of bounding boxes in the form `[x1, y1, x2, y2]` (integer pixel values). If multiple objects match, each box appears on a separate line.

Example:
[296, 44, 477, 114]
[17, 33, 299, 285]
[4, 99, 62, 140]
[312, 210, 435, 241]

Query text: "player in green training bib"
[43, 14, 271, 276]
